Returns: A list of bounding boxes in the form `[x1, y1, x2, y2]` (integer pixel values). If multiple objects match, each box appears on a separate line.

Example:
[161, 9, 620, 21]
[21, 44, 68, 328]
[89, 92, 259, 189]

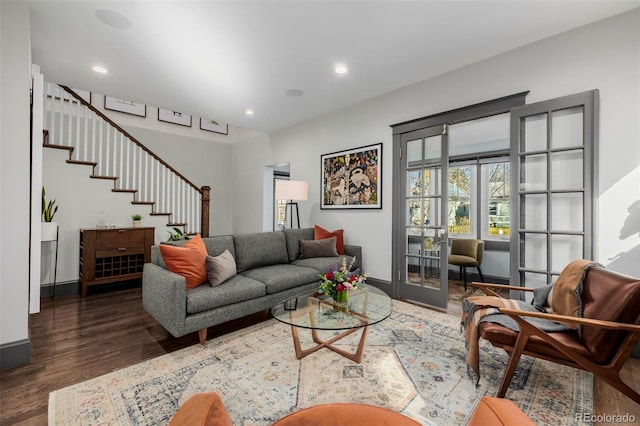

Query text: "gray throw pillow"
[532, 283, 554, 312]
[205, 249, 237, 287]
[299, 236, 339, 258]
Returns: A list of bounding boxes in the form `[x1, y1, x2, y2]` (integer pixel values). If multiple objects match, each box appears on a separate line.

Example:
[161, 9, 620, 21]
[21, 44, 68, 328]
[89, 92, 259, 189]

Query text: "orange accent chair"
[169, 393, 233, 426]
[472, 267, 640, 404]
[468, 397, 535, 426]
[272, 403, 421, 425]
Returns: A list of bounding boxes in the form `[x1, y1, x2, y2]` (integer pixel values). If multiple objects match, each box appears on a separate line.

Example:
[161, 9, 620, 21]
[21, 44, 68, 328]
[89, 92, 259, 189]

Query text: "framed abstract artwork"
[158, 108, 192, 127]
[321, 143, 382, 209]
[104, 96, 146, 117]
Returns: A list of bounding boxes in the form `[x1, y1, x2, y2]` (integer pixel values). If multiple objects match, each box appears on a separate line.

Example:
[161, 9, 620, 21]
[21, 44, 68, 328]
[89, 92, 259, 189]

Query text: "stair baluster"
[43, 82, 208, 235]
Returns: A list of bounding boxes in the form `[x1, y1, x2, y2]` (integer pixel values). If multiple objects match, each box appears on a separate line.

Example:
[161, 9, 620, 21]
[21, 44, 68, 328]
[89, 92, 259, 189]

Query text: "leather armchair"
[472, 267, 640, 404]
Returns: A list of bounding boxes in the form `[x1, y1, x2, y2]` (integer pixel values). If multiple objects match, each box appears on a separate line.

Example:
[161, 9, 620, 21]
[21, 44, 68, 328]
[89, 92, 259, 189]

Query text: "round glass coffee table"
[271, 285, 392, 363]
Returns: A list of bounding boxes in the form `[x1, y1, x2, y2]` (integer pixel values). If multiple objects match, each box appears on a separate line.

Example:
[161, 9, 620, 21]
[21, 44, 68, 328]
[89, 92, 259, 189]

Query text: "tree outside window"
[486, 162, 510, 237]
[448, 166, 471, 235]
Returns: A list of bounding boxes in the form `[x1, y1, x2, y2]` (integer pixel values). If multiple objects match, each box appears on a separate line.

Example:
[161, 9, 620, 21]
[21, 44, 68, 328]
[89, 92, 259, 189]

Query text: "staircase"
[43, 83, 210, 235]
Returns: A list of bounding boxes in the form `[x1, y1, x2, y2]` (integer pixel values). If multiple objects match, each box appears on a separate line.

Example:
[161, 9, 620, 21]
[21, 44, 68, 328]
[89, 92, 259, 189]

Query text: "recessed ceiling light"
[285, 89, 304, 97]
[95, 8, 133, 29]
[334, 65, 348, 75]
[245, 109, 254, 116]
[92, 66, 109, 74]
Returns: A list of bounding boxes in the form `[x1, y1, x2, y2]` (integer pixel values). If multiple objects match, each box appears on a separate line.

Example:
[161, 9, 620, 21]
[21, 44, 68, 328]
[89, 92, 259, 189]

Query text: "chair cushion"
[478, 322, 592, 362]
[186, 275, 266, 314]
[205, 250, 237, 287]
[468, 397, 535, 426]
[159, 234, 208, 289]
[170, 392, 232, 426]
[202, 235, 236, 258]
[314, 225, 345, 255]
[283, 228, 314, 262]
[450, 239, 480, 258]
[273, 403, 421, 425]
[448, 254, 479, 267]
[241, 264, 320, 294]
[299, 237, 339, 258]
[292, 256, 356, 274]
[546, 259, 601, 330]
[233, 232, 289, 272]
[581, 267, 640, 365]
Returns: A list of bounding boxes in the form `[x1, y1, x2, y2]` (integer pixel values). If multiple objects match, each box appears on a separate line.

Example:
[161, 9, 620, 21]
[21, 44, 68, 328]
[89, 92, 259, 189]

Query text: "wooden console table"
[79, 227, 154, 297]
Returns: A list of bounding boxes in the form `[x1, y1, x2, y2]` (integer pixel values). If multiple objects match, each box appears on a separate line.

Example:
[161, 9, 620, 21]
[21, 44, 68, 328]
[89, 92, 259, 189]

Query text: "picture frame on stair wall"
[158, 108, 192, 127]
[104, 96, 146, 117]
[200, 118, 228, 135]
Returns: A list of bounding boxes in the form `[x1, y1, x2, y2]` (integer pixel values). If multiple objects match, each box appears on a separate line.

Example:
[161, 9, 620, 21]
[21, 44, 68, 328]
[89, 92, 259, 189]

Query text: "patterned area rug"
[49, 300, 592, 425]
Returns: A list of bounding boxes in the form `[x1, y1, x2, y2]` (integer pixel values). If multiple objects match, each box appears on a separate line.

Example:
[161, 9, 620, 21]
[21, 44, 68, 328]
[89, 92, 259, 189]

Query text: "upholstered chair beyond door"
[448, 239, 485, 290]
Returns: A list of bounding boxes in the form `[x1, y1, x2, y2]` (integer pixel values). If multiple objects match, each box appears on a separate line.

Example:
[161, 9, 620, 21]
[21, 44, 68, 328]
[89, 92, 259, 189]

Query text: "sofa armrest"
[142, 263, 187, 338]
[344, 245, 363, 272]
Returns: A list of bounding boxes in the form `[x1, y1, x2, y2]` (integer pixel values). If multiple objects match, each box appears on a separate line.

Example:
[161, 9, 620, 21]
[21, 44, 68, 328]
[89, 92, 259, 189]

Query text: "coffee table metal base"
[290, 325, 369, 363]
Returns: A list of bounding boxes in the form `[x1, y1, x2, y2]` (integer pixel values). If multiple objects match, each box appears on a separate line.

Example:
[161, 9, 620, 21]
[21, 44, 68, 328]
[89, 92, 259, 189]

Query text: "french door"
[510, 90, 598, 290]
[396, 124, 449, 308]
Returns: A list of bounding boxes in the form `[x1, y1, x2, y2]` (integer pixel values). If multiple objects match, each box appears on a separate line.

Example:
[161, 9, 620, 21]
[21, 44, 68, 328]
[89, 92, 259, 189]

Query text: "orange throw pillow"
[314, 225, 344, 255]
[159, 234, 208, 289]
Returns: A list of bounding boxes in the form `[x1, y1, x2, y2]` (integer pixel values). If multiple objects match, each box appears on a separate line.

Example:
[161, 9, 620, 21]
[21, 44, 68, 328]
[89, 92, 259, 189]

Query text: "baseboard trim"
[448, 271, 509, 285]
[0, 338, 30, 370]
[40, 280, 80, 298]
[365, 277, 393, 296]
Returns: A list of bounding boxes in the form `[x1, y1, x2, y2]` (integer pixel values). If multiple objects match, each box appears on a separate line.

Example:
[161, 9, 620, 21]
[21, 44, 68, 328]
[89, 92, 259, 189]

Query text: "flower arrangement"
[318, 257, 367, 303]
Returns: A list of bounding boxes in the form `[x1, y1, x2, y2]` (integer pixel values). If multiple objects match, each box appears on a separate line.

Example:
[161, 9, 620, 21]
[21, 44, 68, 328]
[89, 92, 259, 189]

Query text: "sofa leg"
[198, 328, 207, 346]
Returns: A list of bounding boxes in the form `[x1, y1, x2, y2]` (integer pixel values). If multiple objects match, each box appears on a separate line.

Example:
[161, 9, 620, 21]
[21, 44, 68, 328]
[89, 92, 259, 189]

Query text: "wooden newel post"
[201, 186, 211, 237]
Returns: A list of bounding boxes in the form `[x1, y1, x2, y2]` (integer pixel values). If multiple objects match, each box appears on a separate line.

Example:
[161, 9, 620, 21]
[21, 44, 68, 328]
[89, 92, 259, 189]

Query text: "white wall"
[0, 1, 32, 351]
[41, 119, 236, 284]
[231, 133, 274, 234]
[120, 125, 235, 236]
[234, 9, 640, 281]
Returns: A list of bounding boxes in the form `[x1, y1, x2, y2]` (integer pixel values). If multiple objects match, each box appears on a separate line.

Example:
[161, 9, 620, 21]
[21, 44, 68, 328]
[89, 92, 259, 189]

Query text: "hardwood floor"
[1, 283, 638, 425]
[0, 283, 272, 425]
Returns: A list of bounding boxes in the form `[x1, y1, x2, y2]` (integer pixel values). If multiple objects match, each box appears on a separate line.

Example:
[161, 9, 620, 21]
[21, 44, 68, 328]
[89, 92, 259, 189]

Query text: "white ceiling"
[28, 1, 639, 133]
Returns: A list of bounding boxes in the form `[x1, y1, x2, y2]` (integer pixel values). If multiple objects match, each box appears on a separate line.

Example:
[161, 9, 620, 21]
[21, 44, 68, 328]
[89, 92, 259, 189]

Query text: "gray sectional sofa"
[142, 228, 362, 345]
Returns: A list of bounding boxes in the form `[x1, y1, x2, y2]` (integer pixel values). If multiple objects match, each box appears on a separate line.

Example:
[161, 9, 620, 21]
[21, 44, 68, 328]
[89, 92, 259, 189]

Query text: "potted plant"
[131, 213, 143, 228]
[167, 227, 189, 241]
[41, 187, 59, 241]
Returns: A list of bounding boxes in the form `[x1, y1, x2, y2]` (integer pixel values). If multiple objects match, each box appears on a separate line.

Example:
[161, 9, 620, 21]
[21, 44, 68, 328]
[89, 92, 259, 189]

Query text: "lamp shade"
[275, 180, 308, 201]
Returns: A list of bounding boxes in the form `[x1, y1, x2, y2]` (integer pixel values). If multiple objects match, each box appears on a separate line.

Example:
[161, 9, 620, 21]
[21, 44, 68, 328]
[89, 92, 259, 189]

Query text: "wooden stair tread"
[44, 143, 73, 152]
[42, 90, 208, 236]
[67, 160, 97, 166]
[90, 175, 118, 180]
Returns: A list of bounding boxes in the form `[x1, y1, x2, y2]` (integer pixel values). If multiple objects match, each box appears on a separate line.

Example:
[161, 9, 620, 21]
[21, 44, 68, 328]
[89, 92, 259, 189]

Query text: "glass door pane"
[511, 91, 597, 291]
[400, 126, 448, 308]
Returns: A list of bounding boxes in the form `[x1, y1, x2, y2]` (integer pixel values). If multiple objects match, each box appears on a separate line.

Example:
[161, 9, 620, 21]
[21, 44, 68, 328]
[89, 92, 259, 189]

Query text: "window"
[448, 165, 473, 236]
[447, 112, 511, 241]
[483, 162, 510, 238]
[447, 159, 510, 241]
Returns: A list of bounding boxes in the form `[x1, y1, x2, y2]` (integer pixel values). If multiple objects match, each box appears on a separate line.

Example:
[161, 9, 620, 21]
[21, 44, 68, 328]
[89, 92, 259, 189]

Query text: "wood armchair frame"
[471, 282, 640, 404]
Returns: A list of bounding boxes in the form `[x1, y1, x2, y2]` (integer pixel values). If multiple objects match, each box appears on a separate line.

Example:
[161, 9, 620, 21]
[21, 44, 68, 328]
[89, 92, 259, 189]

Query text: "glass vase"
[332, 290, 348, 305]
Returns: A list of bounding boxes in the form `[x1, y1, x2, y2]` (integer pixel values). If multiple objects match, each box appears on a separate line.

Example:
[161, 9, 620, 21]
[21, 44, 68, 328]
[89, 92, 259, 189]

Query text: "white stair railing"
[43, 82, 209, 235]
